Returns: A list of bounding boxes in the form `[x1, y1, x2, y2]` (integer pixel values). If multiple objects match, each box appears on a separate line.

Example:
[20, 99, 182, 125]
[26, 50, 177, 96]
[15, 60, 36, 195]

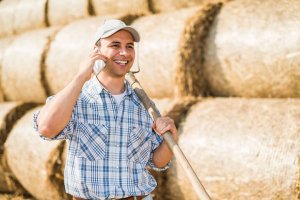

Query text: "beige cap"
[94, 19, 140, 44]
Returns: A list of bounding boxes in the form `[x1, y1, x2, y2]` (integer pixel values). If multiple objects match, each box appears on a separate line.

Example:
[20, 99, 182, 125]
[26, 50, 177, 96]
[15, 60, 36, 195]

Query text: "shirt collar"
[88, 76, 133, 97]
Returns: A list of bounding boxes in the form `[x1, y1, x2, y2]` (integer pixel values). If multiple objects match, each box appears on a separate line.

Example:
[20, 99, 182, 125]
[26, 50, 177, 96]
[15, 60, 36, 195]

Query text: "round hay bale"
[91, 0, 150, 16]
[2, 27, 59, 103]
[13, 0, 47, 34]
[45, 15, 138, 94]
[4, 107, 68, 200]
[0, 0, 19, 37]
[132, 3, 222, 98]
[150, 0, 225, 13]
[0, 102, 36, 193]
[166, 98, 300, 200]
[0, 37, 15, 102]
[204, 0, 300, 97]
[48, 0, 90, 26]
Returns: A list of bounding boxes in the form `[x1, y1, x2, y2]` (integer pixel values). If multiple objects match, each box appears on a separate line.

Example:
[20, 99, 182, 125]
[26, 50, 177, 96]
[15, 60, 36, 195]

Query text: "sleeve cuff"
[147, 152, 171, 172]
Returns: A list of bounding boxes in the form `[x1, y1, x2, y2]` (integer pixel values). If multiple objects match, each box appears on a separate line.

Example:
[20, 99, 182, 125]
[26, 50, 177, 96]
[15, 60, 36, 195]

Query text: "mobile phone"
[93, 60, 106, 76]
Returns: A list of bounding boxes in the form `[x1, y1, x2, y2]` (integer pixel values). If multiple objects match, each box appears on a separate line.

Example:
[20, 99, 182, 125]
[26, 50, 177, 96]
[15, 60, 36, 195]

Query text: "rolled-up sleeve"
[33, 96, 75, 141]
[147, 130, 171, 171]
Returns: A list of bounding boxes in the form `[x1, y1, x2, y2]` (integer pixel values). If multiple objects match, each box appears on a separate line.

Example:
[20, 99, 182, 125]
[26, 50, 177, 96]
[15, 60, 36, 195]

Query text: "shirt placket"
[107, 93, 125, 197]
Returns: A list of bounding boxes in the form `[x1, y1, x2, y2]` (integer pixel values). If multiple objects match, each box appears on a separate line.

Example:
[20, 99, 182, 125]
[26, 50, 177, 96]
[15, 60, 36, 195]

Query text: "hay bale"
[204, 0, 300, 97]
[48, 0, 90, 26]
[2, 27, 59, 103]
[150, 0, 201, 13]
[0, 37, 15, 102]
[0, 102, 36, 193]
[0, 0, 47, 37]
[45, 15, 138, 94]
[0, 0, 19, 37]
[4, 107, 68, 200]
[91, 0, 150, 16]
[13, 0, 47, 34]
[132, 3, 222, 98]
[166, 98, 300, 200]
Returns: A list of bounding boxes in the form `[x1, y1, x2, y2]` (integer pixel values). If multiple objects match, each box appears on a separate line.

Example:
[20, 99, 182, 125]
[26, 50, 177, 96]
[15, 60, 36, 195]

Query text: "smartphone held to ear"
[93, 60, 106, 75]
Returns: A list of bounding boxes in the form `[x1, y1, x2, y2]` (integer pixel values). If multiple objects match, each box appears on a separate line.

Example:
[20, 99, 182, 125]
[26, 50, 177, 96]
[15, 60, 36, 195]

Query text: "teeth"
[116, 60, 128, 65]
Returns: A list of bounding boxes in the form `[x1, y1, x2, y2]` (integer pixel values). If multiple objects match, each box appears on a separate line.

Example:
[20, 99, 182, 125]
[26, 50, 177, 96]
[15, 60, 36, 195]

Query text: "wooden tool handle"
[126, 72, 211, 200]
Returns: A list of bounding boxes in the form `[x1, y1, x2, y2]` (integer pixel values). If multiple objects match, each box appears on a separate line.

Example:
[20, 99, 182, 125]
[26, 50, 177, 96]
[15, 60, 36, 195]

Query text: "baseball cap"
[94, 19, 140, 44]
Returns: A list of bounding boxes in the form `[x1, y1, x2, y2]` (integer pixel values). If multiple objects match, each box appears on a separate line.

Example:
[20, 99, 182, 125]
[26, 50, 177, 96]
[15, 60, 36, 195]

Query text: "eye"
[127, 45, 134, 49]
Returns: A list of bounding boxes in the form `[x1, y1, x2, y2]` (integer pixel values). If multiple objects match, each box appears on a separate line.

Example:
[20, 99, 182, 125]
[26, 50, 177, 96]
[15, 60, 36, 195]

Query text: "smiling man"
[33, 19, 178, 200]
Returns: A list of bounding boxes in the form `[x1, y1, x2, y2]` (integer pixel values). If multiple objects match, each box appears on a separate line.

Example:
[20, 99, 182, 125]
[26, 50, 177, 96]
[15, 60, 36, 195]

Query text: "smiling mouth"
[115, 60, 129, 66]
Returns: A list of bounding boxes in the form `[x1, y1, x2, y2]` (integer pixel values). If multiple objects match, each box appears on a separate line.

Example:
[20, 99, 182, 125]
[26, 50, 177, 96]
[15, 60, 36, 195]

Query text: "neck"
[97, 73, 126, 95]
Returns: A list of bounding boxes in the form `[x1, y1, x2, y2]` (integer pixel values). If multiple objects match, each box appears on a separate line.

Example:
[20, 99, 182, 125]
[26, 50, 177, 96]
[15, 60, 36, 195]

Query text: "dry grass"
[91, 0, 150, 16]
[2, 28, 59, 103]
[48, 0, 90, 26]
[0, 102, 36, 193]
[204, 0, 300, 98]
[166, 98, 300, 200]
[4, 107, 68, 200]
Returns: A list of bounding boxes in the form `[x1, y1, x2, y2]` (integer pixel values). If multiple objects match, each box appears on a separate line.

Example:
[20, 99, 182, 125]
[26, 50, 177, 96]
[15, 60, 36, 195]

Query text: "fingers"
[90, 49, 108, 62]
[153, 117, 175, 135]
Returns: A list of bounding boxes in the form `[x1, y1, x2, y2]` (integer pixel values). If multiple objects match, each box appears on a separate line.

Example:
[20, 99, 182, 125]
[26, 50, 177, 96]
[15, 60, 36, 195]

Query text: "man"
[33, 19, 178, 200]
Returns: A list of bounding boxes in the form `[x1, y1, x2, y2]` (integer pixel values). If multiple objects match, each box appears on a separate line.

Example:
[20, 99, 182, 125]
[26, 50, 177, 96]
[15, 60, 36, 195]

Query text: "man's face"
[99, 30, 135, 77]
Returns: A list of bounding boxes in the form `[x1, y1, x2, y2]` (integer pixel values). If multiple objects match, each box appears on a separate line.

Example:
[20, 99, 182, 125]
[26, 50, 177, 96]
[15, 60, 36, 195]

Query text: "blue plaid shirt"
[33, 77, 168, 199]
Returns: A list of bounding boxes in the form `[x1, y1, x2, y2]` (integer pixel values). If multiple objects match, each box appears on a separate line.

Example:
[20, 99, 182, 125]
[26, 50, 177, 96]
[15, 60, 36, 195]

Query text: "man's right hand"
[77, 46, 108, 82]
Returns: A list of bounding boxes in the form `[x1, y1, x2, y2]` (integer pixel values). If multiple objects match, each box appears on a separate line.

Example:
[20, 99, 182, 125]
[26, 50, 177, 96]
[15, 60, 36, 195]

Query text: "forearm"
[37, 74, 87, 138]
[152, 140, 173, 168]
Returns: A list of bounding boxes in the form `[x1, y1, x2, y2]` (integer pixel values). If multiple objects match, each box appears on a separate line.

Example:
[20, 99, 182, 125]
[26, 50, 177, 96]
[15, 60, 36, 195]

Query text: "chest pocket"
[127, 126, 152, 164]
[76, 122, 108, 161]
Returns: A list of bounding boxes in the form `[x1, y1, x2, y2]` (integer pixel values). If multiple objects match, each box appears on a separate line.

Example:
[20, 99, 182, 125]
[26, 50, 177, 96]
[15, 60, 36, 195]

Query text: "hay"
[13, 0, 47, 34]
[48, 0, 90, 26]
[45, 14, 138, 94]
[0, 102, 36, 193]
[150, 0, 225, 13]
[91, 0, 150, 16]
[1, 27, 59, 103]
[0, 37, 15, 102]
[204, 0, 300, 98]
[0, 0, 19, 37]
[132, 3, 222, 99]
[4, 107, 68, 200]
[166, 98, 300, 200]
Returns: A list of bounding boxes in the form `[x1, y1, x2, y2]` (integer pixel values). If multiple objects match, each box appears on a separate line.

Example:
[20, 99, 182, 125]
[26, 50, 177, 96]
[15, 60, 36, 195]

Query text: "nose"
[119, 48, 129, 56]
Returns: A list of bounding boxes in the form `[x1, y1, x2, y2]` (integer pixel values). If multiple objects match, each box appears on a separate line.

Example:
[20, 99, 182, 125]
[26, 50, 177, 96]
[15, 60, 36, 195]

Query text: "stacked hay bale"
[0, 102, 36, 193]
[0, 0, 47, 37]
[47, 0, 90, 26]
[167, 98, 300, 200]
[1, 27, 60, 103]
[0, 0, 92, 37]
[91, 0, 150, 16]
[0, 37, 14, 102]
[1, 0, 299, 199]
[132, 3, 222, 99]
[204, 0, 300, 97]
[4, 107, 68, 200]
[166, 0, 300, 200]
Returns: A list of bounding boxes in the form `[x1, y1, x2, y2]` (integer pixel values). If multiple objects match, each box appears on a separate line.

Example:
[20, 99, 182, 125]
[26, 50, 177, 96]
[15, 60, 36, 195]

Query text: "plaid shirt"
[33, 77, 168, 200]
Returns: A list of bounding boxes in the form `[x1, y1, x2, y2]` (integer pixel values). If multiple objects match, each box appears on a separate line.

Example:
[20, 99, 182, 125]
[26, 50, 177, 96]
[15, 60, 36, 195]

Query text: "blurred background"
[0, 0, 299, 199]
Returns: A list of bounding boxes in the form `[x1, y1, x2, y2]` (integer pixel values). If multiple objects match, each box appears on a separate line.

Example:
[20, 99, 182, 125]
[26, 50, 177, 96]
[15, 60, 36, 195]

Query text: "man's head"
[94, 19, 140, 78]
